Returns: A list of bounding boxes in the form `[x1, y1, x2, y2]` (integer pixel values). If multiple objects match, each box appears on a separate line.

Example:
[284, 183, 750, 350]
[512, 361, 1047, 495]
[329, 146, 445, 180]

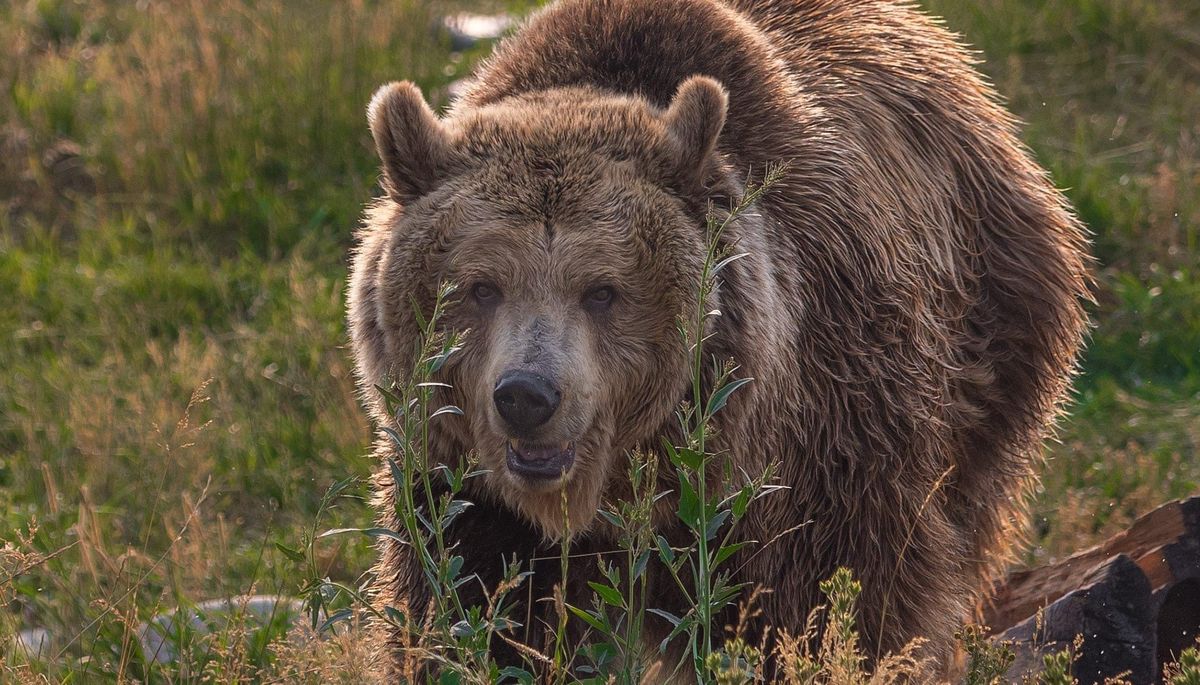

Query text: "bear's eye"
[471, 282, 500, 305]
[583, 286, 616, 312]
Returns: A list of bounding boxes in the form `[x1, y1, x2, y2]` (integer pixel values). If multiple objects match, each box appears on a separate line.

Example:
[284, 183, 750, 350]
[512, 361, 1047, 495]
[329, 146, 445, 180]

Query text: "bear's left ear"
[662, 75, 728, 189]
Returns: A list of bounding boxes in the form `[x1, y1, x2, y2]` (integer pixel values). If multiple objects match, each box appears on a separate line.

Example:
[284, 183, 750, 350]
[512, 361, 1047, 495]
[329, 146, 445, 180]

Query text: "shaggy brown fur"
[347, 0, 1090, 678]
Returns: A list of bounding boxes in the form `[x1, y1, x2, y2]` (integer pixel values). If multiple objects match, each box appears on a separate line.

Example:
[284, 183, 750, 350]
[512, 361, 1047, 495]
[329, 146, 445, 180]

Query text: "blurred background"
[1, 0, 1196, 680]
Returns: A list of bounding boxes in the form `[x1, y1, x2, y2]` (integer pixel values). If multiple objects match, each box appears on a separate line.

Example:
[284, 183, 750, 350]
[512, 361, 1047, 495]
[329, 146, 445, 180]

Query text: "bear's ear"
[662, 75, 728, 188]
[368, 81, 450, 203]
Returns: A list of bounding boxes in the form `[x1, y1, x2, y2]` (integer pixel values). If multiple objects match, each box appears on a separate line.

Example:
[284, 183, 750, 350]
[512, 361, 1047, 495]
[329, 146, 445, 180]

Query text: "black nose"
[493, 371, 561, 432]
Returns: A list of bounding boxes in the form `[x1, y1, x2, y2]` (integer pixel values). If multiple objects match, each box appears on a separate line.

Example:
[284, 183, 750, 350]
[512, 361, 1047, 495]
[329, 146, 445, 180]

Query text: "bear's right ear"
[368, 82, 450, 203]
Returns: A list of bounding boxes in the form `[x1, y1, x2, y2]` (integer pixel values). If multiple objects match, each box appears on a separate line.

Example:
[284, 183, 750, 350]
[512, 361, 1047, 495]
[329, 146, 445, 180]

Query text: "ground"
[1, 0, 1197, 681]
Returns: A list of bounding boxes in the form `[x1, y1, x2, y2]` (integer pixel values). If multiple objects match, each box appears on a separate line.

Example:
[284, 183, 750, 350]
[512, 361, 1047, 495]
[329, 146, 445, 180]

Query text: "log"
[984, 496, 1200, 682]
[996, 554, 1155, 683]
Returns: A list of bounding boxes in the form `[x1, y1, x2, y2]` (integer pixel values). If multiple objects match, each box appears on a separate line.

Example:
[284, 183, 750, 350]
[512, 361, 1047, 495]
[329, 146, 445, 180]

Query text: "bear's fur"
[347, 0, 1090, 677]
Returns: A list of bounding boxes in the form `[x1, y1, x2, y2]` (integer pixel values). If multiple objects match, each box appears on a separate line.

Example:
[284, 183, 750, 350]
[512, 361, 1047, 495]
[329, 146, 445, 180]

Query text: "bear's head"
[353, 76, 730, 538]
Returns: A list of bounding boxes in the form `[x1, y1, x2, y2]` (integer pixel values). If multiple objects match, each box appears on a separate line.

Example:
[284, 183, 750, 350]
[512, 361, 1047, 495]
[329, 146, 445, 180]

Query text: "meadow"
[1, 0, 1197, 681]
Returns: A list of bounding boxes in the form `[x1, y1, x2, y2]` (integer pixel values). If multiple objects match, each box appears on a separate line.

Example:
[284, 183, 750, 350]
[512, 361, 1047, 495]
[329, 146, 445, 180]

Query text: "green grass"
[2, 0, 1198, 681]
[923, 0, 1200, 563]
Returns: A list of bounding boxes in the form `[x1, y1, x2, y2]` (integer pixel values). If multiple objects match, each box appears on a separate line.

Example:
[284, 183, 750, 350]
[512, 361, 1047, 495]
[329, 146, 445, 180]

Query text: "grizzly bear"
[347, 0, 1090, 678]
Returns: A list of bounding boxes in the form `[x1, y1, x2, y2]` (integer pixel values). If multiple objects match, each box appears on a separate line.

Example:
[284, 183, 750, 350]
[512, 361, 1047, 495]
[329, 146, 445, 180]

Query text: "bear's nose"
[493, 371, 561, 432]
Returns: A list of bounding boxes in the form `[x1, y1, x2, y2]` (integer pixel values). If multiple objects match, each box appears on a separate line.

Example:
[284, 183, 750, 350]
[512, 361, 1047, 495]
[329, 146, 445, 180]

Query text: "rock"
[442, 13, 513, 51]
[14, 627, 52, 659]
[137, 594, 309, 663]
[42, 139, 95, 197]
[13, 595, 323, 666]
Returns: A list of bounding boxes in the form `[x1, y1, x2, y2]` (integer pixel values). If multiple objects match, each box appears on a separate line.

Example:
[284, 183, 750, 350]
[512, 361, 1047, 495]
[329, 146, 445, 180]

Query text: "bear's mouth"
[506, 440, 575, 480]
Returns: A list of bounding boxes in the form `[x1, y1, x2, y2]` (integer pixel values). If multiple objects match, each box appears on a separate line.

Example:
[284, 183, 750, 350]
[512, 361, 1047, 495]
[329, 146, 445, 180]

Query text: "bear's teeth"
[508, 440, 571, 455]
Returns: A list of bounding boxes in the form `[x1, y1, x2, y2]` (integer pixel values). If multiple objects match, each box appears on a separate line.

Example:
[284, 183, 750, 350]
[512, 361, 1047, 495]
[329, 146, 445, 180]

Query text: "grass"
[1, 0, 1197, 681]
[921, 0, 1200, 563]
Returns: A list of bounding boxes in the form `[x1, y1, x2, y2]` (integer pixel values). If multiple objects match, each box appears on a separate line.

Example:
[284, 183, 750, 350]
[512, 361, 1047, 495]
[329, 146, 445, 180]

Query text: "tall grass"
[1, 0, 460, 680]
[2, 0, 460, 252]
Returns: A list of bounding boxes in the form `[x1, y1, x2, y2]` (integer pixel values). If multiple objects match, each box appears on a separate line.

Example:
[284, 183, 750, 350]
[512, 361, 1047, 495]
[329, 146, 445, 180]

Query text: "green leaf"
[600, 562, 621, 587]
[374, 383, 405, 415]
[463, 468, 490, 481]
[713, 540, 752, 569]
[730, 486, 752, 519]
[441, 499, 473, 529]
[579, 642, 618, 670]
[587, 581, 625, 608]
[445, 554, 464, 582]
[427, 344, 462, 373]
[654, 611, 696, 653]
[673, 447, 705, 471]
[317, 527, 408, 544]
[598, 510, 623, 528]
[381, 427, 406, 450]
[676, 476, 700, 528]
[410, 296, 428, 331]
[647, 608, 682, 627]
[661, 440, 680, 466]
[453, 572, 479, 589]
[706, 376, 753, 416]
[429, 404, 463, 420]
[450, 619, 476, 638]
[438, 463, 462, 490]
[318, 608, 353, 635]
[656, 535, 675, 564]
[413, 506, 434, 535]
[632, 549, 651, 580]
[567, 605, 608, 634]
[323, 475, 356, 503]
[497, 666, 535, 685]
[491, 617, 522, 631]
[712, 252, 750, 275]
[274, 542, 304, 563]
[705, 509, 731, 541]
[384, 606, 406, 627]
[711, 580, 751, 608]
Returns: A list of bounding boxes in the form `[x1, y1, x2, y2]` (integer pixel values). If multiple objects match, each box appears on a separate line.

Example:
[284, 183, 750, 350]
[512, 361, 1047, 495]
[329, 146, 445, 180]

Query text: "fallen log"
[984, 496, 1200, 683]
